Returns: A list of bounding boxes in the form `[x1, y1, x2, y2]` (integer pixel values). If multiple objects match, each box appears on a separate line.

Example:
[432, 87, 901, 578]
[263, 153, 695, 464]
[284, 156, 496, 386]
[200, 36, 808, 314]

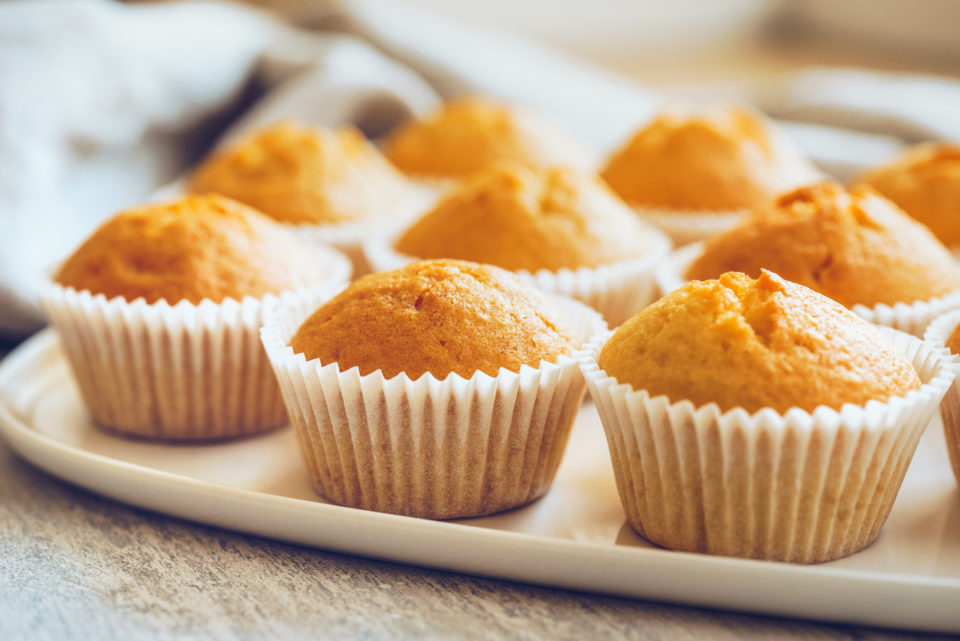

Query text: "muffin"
[42, 194, 351, 440]
[857, 143, 960, 247]
[261, 259, 607, 519]
[381, 97, 595, 180]
[581, 270, 952, 563]
[663, 182, 960, 335]
[922, 309, 960, 488]
[188, 120, 426, 272]
[600, 104, 821, 244]
[365, 161, 671, 326]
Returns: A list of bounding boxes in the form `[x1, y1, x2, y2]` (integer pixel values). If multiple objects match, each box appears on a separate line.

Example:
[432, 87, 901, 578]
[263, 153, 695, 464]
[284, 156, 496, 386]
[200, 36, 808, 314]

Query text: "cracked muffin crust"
[598, 270, 921, 413]
[393, 161, 660, 271]
[685, 182, 960, 308]
[290, 259, 581, 380]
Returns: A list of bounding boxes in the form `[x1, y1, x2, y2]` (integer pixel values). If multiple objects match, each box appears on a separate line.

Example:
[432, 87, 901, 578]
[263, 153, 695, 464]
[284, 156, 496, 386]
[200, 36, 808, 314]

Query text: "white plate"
[2, 330, 959, 633]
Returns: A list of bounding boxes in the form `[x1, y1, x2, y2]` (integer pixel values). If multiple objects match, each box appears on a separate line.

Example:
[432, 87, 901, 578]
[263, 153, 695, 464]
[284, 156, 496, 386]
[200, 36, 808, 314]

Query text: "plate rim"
[1, 329, 959, 633]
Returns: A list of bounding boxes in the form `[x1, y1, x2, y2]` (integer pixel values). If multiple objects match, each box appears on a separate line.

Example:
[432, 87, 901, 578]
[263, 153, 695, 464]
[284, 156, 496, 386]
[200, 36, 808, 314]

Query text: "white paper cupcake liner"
[281, 186, 435, 278]
[293, 220, 398, 279]
[580, 327, 954, 563]
[260, 291, 607, 519]
[656, 243, 960, 336]
[633, 205, 747, 247]
[404, 175, 458, 197]
[923, 309, 960, 487]
[653, 242, 704, 297]
[364, 231, 672, 327]
[40, 253, 350, 441]
[852, 292, 960, 338]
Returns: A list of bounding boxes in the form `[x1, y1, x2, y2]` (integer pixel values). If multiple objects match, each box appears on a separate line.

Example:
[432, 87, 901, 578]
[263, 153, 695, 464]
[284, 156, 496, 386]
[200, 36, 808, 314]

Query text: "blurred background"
[234, 0, 960, 176]
[247, 0, 960, 86]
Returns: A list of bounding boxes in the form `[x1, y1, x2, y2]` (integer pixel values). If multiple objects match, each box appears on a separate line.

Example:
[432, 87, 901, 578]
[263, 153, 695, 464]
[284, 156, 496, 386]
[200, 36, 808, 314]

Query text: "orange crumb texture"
[599, 270, 922, 413]
[857, 143, 960, 246]
[382, 96, 594, 178]
[188, 121, 413, 225]
[600, 104, 820, 210]
[290, 259, 581, 380]
[55, 194, 331, 304]
[686, 181, 960, 308]
[394, 161, 659, 271]
[946, 324, 960, 355]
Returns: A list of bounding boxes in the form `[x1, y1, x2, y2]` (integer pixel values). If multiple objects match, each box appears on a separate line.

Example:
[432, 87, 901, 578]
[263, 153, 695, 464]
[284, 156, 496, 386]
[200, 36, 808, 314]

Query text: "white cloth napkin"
[1, 0, 958, 338]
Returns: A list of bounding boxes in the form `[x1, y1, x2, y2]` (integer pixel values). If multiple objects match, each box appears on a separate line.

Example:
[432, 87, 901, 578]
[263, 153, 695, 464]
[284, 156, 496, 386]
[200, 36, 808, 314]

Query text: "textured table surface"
[0, 343, 952, 641]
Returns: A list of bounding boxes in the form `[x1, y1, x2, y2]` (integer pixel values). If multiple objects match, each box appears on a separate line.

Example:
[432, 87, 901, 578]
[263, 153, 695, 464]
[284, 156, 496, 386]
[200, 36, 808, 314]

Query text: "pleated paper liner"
[923, 309, 960, 487]
[580, 328, 954, 564]
[363, 231, 672, 328]
[39, 251, 350, 441]
[655, 242, 960, 336]
[260, 290, 607, 519]
[633, 205, 747, 247]
[291, 183, 437, 278]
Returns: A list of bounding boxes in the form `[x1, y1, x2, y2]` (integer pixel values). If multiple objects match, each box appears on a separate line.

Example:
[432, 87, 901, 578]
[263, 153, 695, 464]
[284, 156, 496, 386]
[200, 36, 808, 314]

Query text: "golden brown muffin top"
[55, 194, 333, 304]
[290, 259, 581, 380]
[598, 270, 921, 413]
[946, 323, 960, 356]
[381, 97, 593, 179]
[600, 104, 820, 210]
[857, 143, 960, 246]
[393, 161, 662, 271]
[187, 121, 414, 225]
[685, 182, 960, 308]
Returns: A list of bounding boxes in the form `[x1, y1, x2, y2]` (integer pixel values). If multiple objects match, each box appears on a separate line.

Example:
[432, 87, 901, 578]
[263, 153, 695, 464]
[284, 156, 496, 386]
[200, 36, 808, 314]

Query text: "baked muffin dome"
[600, 104, 819, 210]
[946, 323, 960, 356]
[382, 97, 593, 178]
[393, 161, 660, 271]
[55, 194, 333, 304]
[290, 259, 581, 380]
[599, 270, 921, 413]
[684, 182, 960, 308]
[857, 143, 960, 246]
[187, 121, 413, 225]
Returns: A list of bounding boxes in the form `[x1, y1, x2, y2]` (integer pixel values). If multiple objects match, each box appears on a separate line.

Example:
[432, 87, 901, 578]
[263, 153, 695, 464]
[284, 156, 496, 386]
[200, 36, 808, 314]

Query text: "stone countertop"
[0, 343, 950, 641]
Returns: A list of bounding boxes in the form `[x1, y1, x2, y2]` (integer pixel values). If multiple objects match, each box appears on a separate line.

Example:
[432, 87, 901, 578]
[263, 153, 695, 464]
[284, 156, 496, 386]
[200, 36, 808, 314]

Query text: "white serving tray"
[2, 330, 959, 633]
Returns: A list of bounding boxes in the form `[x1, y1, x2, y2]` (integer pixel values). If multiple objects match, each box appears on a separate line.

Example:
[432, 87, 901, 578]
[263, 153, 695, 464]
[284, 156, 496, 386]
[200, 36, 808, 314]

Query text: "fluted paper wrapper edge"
[40, 276, 347, 440]
[633, 205, 747, 247]
[364, 232, 672, 327]
[654, 242, 704, 297]
[580, 328, 953, 563]
[923, 309, 960, 486]
[261, 292, 606, 519]
[287, 186, 433, 277]
[853, 290, 960, 337]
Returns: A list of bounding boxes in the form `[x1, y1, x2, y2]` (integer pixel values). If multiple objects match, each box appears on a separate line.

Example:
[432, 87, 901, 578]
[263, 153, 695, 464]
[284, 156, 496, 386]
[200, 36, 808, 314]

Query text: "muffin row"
[178, 97, 960, 330]
[36, 95, 960, 568]
[183, 96, 960, 250]
[40, 199, 958, 565]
